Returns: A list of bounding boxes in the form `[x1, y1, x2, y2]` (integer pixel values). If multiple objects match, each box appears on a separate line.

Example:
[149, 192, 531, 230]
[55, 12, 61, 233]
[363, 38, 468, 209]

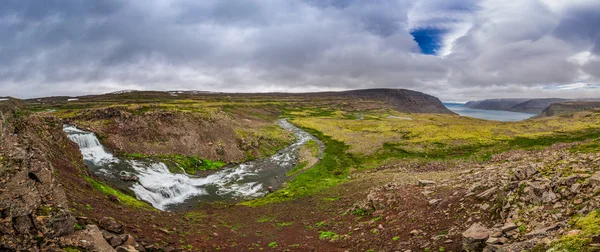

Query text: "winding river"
[64, 119, 322, 211]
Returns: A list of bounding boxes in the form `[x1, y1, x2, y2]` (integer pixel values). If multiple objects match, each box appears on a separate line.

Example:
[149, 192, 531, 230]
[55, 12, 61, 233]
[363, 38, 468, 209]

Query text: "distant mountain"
[25, 88, 455, 114]
[464, 99, 530, 111]
[464, 98, 571, 114]
[540, 101, 600, 117]
[507, 98, 569, 114]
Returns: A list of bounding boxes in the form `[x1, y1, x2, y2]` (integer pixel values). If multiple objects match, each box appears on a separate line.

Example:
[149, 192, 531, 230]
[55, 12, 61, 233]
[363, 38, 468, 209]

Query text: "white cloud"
[0, 0, 599, 101]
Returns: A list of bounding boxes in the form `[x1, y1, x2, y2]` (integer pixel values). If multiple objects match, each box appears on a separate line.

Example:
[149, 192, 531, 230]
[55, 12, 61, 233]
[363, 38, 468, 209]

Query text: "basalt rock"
[59, 225, 116, 252]
[462, 223, 490, 252]
[0, 108, 77, 251]
[99, 217, 124, 234]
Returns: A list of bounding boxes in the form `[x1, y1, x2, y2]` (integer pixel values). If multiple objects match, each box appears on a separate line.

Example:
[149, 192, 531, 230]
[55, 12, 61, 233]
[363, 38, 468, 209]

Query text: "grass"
[243, 109, 600, 206]
[241, 128, 354, 206]
[84, 176, 152, 209]
[570, 139, 600, 153]
[290, 109, 600, 159]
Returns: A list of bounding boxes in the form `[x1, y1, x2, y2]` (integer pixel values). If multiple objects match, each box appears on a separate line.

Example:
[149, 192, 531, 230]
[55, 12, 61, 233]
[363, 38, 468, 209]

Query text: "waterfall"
[64, 119, 321, 211]
[63, 125, 117, 165]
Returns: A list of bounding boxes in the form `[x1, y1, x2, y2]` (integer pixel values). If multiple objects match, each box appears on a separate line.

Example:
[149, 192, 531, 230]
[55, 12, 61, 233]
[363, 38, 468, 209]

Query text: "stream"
[63, 119, 322, 211]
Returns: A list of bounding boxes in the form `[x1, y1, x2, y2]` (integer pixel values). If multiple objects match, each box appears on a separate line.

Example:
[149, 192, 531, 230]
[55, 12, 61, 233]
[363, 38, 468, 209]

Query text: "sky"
[0, 0, 599, 101]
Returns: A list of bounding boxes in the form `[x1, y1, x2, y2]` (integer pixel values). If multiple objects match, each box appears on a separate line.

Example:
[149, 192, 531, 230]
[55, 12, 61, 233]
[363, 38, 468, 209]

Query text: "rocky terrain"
[0, 103, 149, 251]
[344, 142, 600, 251]
[540, 101, 600, 117]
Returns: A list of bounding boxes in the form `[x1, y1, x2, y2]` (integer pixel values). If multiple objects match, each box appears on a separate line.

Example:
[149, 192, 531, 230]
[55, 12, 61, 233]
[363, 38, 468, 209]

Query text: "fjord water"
[444, 103, 535, 122]
[64, 119, 321, 211]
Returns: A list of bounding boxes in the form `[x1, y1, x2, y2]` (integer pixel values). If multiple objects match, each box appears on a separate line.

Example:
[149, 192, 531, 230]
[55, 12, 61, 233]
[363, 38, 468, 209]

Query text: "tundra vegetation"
[7, 92, 600, 251]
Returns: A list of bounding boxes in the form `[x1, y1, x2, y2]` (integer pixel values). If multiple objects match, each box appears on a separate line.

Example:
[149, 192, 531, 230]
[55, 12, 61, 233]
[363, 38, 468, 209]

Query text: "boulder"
[59, 225, 116, 252]
[500, 223, 518, 233]
[116, 245, 138, 252]
[99, 217, 124, 234]
[512, 166, 538, 181]
[463, 223, 490, 252]
[122, 234, 138, 247]
[497, 238, 542, 252]
[524, 223, 560, 239]
[476, 187, 498, 200]
[541, 190, 558, 203]
[418, 180, 436, 186]
[589, 173, 600, 187]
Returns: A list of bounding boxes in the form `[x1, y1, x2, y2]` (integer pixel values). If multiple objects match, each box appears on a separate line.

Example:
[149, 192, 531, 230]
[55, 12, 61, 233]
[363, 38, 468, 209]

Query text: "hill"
[464, 99, 530, 111]
[540, 101, 600, 117]
[25, 88, 455, 114]
[465, 98, 569, 114]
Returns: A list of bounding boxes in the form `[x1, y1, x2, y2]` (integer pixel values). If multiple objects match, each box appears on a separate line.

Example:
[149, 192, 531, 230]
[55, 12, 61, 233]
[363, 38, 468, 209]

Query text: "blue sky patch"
[410, 28, 447, 55]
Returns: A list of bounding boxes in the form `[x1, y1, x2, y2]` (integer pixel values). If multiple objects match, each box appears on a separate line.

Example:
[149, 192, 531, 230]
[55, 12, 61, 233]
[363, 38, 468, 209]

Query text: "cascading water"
[64, 119, 321, 211]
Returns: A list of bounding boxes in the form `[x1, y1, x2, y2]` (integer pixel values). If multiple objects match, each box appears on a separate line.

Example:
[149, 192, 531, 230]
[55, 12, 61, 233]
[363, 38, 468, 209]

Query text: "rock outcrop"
[335, 89, 455, 114]
[0, 106, 77, 250]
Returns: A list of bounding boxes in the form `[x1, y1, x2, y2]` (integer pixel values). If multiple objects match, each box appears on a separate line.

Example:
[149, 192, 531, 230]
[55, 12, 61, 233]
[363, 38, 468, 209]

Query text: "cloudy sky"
[1, 0, 599, 101]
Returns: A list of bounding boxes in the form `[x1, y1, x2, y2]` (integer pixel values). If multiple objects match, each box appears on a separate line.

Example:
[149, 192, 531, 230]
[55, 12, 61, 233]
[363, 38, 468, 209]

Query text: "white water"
[63, 125, 118, 165]
[64, 119, 318, 211]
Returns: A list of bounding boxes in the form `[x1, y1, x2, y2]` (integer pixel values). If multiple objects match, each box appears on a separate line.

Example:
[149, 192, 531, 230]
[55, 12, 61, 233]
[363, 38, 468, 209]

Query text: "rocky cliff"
[0, 101, 154, 251]
[0, 103, 76, 250]
[540, 101, 600, 117]
[464, 99, 530, 111]
[333, 89, 454, 114]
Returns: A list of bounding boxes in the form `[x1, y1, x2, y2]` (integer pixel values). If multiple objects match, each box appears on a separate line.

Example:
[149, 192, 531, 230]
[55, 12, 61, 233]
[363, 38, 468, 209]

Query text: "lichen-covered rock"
[463, 223, 490, 252]
[59, 225, 116, 252]
[99, 217, 124, 234]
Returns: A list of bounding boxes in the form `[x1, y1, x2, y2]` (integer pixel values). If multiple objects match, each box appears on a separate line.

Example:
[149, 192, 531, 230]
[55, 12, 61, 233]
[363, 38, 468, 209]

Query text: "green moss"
[549, 209, 600, 251]
[84, 176, 152, 209]
[570, 139, 600, 153]
[184, 211, 207, 223]
[319, 231, 339, 241]
[256, 216, 276, 223]
[276, 222, 293, 227]
[242, 127, 353, 206]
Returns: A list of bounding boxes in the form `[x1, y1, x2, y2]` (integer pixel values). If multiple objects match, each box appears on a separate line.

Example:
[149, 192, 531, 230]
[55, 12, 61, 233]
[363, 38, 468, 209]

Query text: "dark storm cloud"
[0, 0, 599, 100]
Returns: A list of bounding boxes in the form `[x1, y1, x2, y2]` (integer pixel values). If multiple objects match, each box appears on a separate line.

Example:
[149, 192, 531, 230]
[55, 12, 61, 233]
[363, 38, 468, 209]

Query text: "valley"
[3, 89, 600, 251]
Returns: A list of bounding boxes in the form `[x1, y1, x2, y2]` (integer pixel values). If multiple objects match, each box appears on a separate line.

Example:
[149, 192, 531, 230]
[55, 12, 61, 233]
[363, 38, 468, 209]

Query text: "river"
[64, 119, 322, 211]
